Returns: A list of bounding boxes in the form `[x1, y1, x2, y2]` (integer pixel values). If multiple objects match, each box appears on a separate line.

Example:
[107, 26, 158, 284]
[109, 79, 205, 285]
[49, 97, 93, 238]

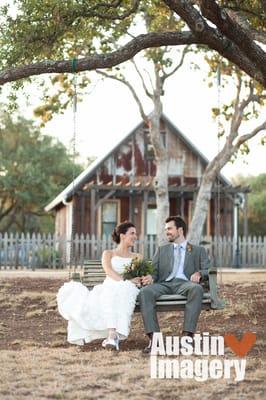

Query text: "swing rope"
[216, 60, 223, 287]
[69, 59, 78, 279]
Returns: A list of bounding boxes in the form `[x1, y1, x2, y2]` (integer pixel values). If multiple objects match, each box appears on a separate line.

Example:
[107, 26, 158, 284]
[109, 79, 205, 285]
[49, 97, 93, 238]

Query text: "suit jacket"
[151, 242, 210, 283]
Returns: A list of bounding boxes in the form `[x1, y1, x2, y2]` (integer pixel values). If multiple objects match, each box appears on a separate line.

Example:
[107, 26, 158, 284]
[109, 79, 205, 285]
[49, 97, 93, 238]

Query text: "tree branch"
[143, 67, 155, 95]
[235, 121, 266, 148]
[0, 200, 16, 221]
[233, 73, 242, 117]
[223, 5, 266, 21]
[163, 0, 266, 86]
[161, 45, 190, 83]
[95, 70, 149, 123]
[197, 0, 266, 77]
[82, 0, 140, 20]
[226, 10, 266, 46]
[230, 82, 255, 139]
[131, 58, 153, 98]
[0, 31, 201, 86]
[1, 0, 266, 87]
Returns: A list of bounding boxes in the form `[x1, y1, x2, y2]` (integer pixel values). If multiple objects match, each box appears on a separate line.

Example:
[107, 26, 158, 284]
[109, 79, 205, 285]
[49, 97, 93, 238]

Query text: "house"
[45, 114, 249, 240]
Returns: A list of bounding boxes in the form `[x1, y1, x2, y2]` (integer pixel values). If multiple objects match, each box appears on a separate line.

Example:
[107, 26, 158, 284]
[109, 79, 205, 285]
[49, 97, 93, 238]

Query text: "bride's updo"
[112, 221, 135, 244]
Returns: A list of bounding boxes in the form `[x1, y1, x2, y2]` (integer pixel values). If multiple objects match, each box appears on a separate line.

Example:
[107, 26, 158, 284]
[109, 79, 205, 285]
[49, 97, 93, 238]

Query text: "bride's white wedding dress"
[57, 256, 139, 345]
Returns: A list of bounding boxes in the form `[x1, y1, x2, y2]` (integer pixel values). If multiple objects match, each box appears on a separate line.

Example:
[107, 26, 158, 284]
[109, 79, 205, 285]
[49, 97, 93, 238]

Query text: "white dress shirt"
[174, 241, 188, 281]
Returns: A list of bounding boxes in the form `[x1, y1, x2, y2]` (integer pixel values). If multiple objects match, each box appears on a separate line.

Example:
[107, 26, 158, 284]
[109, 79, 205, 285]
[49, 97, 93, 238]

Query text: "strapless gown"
[57, 256, 139, 345]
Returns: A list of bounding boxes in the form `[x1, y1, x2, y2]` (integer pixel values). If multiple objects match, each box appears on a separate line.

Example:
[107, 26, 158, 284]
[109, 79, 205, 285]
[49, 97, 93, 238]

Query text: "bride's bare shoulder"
[102, 250, 114, 259]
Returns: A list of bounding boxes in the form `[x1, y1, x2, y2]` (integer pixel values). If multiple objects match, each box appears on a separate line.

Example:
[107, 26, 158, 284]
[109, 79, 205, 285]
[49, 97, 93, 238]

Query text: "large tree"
[0, 1, 265, 86]
[0, 113, 82, 232]
[94, 4, 189, 243]
[0, 0, 265, 242]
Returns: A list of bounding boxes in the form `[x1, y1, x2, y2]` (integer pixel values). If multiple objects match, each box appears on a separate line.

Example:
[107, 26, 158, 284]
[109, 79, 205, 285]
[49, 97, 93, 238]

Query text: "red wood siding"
[120, 197, 130, 222]
[55, 205, 67, 236]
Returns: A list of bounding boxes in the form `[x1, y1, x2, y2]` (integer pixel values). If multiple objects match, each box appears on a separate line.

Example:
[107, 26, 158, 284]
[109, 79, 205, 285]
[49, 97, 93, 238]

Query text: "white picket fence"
[0, 232, 265, 269]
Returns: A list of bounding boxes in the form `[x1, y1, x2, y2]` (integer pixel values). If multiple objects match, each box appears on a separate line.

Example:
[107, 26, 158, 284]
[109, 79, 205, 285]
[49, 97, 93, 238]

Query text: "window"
[147, 206, 157, 235]
[160, 131, 166, 148]
[101, 202, 118, 237]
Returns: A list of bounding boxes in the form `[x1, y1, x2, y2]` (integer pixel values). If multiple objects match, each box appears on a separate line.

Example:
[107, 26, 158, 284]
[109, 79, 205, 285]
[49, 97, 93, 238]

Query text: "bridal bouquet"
[123, 258, 154, 280]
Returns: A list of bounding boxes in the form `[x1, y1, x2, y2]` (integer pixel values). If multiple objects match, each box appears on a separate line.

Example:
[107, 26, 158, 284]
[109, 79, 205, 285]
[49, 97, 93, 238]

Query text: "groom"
[138, 215, 210, 353]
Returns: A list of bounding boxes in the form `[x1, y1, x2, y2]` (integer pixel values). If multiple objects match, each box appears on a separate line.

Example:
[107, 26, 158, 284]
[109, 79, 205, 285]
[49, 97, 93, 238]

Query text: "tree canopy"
[234, 173, 266, 236]
[0, 113, 82, 232]
[0, 0, 265, 86]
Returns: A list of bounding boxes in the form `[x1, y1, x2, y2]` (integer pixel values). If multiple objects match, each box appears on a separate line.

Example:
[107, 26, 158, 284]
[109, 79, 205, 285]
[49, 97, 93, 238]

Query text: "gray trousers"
[138, 279, 204, 334]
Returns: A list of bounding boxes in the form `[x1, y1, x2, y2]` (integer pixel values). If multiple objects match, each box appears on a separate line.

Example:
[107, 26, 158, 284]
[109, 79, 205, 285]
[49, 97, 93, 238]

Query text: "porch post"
[129, 191, 134, 223]
[143, 190, 148, 236]
[80, 194, 85, 234]
[233, 195, 241, 268]
[243, 192, 248, 239]
[180, 195, 185, 216]
[90, 188, 96, 236]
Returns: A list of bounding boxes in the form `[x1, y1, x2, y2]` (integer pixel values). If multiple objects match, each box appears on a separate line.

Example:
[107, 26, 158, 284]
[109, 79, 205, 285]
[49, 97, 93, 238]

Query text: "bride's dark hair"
[112, 221, 135, 244]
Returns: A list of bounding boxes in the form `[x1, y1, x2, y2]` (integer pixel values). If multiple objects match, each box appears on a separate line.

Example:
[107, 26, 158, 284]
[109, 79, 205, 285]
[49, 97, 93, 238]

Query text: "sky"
[40, 58, 266, 182]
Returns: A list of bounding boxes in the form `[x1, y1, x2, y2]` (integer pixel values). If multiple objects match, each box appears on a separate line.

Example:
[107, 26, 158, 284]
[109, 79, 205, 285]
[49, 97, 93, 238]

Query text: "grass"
[0, 274, 265, 399]
[16, 291, 55, 304]
[0, 347, 265, 400]
[53, 328, 66, 336]
[25, 309, 44, 319]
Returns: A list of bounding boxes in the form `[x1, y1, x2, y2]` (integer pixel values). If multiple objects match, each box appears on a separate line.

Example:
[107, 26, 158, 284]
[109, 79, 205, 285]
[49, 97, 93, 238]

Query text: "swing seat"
[71, 261, 225, 311]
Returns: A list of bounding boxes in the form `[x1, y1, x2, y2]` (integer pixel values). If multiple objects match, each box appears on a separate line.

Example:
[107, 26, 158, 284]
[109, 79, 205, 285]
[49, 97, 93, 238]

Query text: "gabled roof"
[45, 114, 231, 212]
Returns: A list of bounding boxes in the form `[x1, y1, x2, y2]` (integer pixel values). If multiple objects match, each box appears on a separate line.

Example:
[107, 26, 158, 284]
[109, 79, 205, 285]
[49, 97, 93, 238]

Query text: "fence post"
[80, 233, 84, 269]
[0, 232, 2, 269]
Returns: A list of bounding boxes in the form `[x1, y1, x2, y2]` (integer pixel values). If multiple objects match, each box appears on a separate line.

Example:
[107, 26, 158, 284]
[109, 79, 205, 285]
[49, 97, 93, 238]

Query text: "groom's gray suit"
[138, 242, 210, 334]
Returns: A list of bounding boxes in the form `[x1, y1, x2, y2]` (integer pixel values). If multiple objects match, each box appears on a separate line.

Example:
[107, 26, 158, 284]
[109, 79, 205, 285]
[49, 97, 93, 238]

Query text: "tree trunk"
[188, 141, 236, 244]
[150, 69, 169, 244]
[154, 156, 169, 244]
[188, 174, 214, 244]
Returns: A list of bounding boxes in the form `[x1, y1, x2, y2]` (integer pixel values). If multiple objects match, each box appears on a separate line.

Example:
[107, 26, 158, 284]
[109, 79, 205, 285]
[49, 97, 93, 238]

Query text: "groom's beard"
[167, 238, 175, 242]
[166, 234, 179, 242]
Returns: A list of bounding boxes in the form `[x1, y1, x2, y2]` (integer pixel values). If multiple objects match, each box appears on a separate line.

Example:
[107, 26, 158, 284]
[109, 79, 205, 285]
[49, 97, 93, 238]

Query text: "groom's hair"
[165, 216, 187, 236]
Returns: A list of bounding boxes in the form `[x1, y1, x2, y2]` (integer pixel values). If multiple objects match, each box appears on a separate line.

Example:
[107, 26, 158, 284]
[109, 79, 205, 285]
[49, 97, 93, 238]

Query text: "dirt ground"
[0, 271, 265, 399]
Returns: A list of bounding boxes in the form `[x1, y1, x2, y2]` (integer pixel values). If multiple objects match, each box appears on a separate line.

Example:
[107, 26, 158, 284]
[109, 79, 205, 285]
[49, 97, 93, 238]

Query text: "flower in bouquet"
[123, 258, 154, 281]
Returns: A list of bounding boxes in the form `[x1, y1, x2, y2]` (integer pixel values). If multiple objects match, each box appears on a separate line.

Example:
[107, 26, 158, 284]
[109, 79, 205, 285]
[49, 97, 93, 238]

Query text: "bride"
[57, 221, 142, 350]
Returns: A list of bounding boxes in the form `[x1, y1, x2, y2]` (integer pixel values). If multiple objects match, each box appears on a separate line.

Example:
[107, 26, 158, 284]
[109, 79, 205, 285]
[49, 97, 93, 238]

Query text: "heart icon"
[224, 332, 256, 357]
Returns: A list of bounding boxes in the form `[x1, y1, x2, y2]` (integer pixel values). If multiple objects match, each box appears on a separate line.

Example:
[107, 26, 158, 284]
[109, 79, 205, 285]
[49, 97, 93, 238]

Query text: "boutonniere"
[187, 243, 193, 253]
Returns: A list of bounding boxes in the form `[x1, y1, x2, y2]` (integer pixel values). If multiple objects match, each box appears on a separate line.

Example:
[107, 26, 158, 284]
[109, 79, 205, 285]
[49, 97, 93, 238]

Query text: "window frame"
[97, 199, 121, 237]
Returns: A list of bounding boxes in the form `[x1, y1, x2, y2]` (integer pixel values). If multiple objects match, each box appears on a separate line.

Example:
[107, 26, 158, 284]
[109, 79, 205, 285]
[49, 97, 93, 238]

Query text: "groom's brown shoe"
[180, 331, 195, 352]
[182, 331, 194, 338]
[142, 332, 154, 354]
